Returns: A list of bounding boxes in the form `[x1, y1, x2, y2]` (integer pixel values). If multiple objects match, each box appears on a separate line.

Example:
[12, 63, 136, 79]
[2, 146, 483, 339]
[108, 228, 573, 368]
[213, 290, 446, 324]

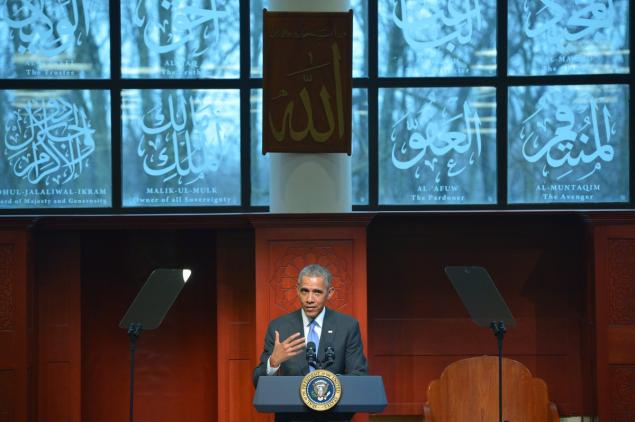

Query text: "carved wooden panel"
[591, 221, 635, 422]
[0, 244, 14, 331]
[608, 239, 635, 324]
[255, 226, 368, 351]
[267, 244, 352, 317]
[609, 366, 635, 421]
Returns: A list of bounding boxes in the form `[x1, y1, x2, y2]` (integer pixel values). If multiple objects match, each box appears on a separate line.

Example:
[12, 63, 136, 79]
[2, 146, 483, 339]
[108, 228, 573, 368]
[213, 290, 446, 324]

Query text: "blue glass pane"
[250, 0, 368, 78]
[379, 0, 497, 77]
[0, 0, 110, 79]
[351, 88, 369, 205]
[121, 0, 239, 79]
[122, 89, 241, 207]
[508, 84, 629, 204]
[379, 87, 497, 204]
[251, 88, 369, 206]
[0, 90, 112, 208]
[508, 0, 629, 75]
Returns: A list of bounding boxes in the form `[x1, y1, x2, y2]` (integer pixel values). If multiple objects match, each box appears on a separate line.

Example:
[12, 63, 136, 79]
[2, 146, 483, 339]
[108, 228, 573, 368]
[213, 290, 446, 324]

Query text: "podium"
[253, 375, 387, 422]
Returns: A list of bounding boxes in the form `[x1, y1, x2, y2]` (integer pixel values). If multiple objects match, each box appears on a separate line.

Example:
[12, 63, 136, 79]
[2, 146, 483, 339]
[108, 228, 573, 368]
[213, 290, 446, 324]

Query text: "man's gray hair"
[297, 264, 332, 289]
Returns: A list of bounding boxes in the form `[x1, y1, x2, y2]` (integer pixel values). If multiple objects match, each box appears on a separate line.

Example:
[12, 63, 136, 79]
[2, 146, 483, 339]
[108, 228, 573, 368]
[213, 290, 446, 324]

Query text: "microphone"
[325, 345, 335, 367]
[306, 341, 318, 369]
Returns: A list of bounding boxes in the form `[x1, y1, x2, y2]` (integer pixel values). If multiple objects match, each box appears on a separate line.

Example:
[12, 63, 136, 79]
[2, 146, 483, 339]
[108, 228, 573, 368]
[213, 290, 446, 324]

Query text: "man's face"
[297, 275, 333, 319]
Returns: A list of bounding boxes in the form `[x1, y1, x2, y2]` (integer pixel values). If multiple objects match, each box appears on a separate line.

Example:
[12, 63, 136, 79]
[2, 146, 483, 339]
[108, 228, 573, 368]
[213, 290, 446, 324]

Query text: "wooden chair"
[423, 356, 559, 422]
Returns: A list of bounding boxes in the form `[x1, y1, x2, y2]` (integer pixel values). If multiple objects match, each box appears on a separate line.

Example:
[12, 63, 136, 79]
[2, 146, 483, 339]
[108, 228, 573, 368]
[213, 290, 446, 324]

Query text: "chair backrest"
[424, 356, 559, 422]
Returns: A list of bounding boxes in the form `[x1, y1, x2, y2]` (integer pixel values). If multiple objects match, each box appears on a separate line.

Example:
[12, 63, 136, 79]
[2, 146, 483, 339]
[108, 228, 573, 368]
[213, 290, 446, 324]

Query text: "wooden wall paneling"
[592, 222, 635, 421]
[368, 215, 591, 417]
[0, 229, 30, 422]
[253, 220, 369, 421]
[35, 232, 81, 422]
[580, 223, 598, 417]
[592, 224, 609, 422]
[216, 229, 258, 422]
[81, 230, 217, 422]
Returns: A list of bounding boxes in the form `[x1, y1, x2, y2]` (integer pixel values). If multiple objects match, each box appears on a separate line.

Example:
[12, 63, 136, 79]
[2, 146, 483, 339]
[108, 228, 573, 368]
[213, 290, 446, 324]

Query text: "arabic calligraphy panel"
[250, 0, 368, 78]
[378, 87, 497, 205]
[262, 11, 352, 153]
[0, 90, 112, 208]
[121, 89, 240, 207]
[379, 0, 497, 77]
[251, 88, 369, 206]
[508, 84, 629, 204]
[121, 0, 239, 79]
[0, 0, 110, 79]
[508, 0, 629, 76]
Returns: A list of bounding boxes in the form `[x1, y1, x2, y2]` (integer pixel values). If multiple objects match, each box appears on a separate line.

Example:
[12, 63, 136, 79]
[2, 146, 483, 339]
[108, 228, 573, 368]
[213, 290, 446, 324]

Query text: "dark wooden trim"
[247, 212, 376, 228]
[4, 211, 635, 232]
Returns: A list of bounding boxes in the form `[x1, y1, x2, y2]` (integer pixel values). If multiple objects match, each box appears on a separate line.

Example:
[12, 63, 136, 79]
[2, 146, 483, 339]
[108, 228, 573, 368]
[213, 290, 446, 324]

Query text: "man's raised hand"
[269, 331, 305, 368]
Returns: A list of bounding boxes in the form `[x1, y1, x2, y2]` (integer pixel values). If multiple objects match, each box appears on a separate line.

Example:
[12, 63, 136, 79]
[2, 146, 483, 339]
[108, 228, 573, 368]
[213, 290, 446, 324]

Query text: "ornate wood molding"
[608, 239, 635, 324]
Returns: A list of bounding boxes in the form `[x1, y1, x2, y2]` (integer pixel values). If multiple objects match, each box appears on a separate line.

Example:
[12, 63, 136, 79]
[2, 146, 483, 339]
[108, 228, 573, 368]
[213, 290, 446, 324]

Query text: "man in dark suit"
[253, 264, 368, 387]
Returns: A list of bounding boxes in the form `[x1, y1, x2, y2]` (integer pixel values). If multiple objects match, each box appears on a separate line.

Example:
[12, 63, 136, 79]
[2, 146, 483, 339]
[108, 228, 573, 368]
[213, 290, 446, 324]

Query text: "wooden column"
[0, 225, 31, 422]
[35, 232, 82, 422]
[588, 213, 635, 421]
[216, 229, 257, 422]
[251, 214, 372, 421]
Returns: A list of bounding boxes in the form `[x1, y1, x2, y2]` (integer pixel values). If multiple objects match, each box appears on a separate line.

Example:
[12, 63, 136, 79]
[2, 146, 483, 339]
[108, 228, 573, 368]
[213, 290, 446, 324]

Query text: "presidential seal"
[299, 369, 342, 411]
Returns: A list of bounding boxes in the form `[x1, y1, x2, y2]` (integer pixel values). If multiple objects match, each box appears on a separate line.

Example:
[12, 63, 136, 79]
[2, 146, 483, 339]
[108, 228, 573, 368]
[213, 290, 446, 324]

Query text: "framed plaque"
[263, 11, 352, 154]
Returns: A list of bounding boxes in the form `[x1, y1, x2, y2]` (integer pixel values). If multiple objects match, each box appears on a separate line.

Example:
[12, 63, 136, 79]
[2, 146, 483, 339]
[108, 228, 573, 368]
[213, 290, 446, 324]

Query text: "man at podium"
[253, 264, 368, 386]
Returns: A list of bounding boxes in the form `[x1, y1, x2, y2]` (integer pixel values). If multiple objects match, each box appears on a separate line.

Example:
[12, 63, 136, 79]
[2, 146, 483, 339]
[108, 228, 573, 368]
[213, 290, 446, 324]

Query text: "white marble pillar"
[268, 0, 352, 213]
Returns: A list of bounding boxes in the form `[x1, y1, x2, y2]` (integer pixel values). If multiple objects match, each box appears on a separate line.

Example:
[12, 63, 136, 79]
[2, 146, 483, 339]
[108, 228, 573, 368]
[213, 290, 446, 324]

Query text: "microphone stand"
[323, 346, 335, 369]
[306, 345, 336, 371]
[306, 343, 318, 370]
[128, 323, 143, 422]
[490, 321, 506, 422]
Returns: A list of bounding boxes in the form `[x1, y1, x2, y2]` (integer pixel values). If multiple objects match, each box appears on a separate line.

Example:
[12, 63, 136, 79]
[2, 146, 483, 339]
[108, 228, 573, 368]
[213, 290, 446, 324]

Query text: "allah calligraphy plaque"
[263, 11, 352, 154]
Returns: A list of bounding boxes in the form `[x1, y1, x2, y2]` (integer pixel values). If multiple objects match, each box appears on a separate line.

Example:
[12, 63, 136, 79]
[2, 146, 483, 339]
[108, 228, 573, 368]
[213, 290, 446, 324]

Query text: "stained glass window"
[379, 0, 497, 77]
[121, 0, 239, 79]
[508, 84, 629, 203]
[508, 0, 629, 75]
[0, 0, 632, 213]
[0, 89, 112, 208]
[121, 89, 240, 207]
[379, 86, 497, 204]
[0, 0, 110, 79]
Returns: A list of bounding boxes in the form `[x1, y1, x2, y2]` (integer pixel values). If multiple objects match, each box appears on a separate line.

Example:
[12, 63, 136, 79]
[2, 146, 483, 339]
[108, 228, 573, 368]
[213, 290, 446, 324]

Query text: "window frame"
[0, 0, 632, 215]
